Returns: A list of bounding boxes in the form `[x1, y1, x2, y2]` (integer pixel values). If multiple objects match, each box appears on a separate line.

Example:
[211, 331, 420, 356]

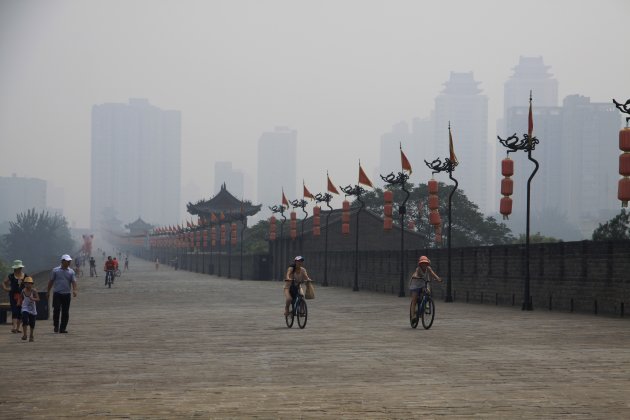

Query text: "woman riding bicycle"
[409, 256, 442, 318]
[284, 256, 312, 317]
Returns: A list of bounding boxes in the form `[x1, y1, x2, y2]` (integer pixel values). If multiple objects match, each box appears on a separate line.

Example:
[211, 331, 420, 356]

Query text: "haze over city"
[0, 0, 628, 237]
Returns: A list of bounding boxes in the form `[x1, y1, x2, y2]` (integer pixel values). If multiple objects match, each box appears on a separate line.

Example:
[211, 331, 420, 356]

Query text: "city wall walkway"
[1, 256, 629, 418]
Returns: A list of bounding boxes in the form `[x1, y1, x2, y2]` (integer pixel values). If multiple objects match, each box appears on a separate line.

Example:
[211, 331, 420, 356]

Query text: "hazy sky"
[1, 0, 628, 228]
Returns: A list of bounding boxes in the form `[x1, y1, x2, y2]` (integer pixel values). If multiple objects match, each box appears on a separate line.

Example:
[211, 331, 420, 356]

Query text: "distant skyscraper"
[214, 161, 244, 198]
[0, 174, 46, 223]
[434, 72, 490, 212]
[257, 126, 297, 211]
[91, 98, 181, 229]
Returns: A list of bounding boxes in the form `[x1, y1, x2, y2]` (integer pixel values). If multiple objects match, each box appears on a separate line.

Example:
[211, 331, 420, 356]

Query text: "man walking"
[47, 254, 78, 333]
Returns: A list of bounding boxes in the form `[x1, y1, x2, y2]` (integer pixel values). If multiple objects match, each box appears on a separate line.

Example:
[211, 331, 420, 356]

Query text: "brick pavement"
[1, 256, 629, 419]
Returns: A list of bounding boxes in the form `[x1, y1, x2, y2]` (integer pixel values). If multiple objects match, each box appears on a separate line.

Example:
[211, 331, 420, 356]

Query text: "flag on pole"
[327, 172, 340, 195]
[281, 189, 289, 208]
[303, 182, 314, 200]
[358, 162, 373, 188]
[449, 124, 458, 166]
[400, 143, 412, 174]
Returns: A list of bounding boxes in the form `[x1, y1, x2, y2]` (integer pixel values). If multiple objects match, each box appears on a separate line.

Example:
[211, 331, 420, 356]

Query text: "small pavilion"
[186, 183, 261, 226]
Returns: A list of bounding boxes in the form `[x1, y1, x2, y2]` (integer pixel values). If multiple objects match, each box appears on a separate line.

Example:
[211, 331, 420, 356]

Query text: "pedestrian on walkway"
[284, 256, 312, 317]
[20, 276, 39, 342]
[2, 259, 28, 333]
[124, 257, 129, 271]
[47, 254, 78, 334]
[409, 256, 441, 318]
[155, 257, 160, 271]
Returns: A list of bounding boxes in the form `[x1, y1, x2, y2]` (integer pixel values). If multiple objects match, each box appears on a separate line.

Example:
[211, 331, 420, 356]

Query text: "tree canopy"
[592, 209, 630, 241]
[354, 182, 514, 247]
[1, 209, 75, 272]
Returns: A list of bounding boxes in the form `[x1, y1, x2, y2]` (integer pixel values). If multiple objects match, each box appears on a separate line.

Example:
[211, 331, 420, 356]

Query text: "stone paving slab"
[1, 256, 629, 419]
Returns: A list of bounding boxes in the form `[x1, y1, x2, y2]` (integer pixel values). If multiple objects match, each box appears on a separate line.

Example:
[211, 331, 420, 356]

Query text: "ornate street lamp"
[290, 198, 308, 255]
[340, 184, 366, 291]
[314, 192, 333, 286]
[613, 98, 630, 207]
[380, 172, 410, 297]
[424, 156, 458, 302]
[497, 93, 540, 311]
[269, 205, 286, 281]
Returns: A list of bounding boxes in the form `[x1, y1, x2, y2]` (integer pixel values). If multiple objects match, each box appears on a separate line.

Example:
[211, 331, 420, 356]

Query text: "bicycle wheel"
[285, 303, 295, 328]
[409, 300, 419, 329]
[421, 297, 435, 329]
[115, 269, 122, 277]
[297, 298, 308, 329]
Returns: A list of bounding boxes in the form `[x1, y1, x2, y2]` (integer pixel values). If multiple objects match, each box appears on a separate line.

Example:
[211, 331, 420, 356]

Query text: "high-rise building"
[91, 98, 181, 229]
[0, 174, 46, 223]
[257, 126, 297, 213]
[434, 72, 490, 212]
[214, 162, 244, 199]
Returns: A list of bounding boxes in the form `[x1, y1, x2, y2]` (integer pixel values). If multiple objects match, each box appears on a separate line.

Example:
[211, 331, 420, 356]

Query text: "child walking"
[20, 277, 39, 342]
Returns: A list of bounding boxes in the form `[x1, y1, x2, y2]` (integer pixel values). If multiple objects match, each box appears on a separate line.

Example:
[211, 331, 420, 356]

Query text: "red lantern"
[428, 179, 438, 194]
[342, 200, 350, 233]
[429, 211, 441, 226]
[619, 178, 630, 207]
[620, 154, 630, 176]
[290, 228, 297, 240]
[342, 212, 350, 223]
[384, 190, 393, 203]
[220, 225, 226, 246]
[500, 196, 513, 218]
[428, 195, 439, 210]
[342, 223, 350, 235]
[620, 128, 630, 151]
[270, 232, 276, 241]
[290, 211, 297, 220]
[313, 206, 321, 216]
[313, 227, 321, 236]
[501, 177, 514, 196]
[384, 204, 393, 217]
[384, 217, 393, 230]
[342, 200, 350, 211]
[501, 158, 514, 177]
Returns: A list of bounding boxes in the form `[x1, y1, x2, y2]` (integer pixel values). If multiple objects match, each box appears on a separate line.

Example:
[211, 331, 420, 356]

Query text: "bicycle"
[285, 286, 308, 329]
[105, 270, 114, 288]
[410, 279, 435, 329]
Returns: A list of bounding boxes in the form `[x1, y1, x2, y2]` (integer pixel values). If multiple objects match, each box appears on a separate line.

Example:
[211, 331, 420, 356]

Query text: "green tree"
[592, 209, 630, 240]
[243, 220, 271, 254]
[1, 209, 75, 272]
[356, 182, 514, 247]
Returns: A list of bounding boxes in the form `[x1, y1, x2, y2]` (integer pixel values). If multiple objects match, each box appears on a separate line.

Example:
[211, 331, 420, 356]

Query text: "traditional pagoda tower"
[125, 217, 154, 236]
[186, 183, 261, 226]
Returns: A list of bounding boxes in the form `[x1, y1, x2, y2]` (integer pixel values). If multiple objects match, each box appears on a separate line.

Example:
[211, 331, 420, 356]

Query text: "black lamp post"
[498, 95, 540, 311]
[424, 156, 458, 302]
[269, 205, 286, 281]
[380, 172, 410, 297]
[290, 198, 308, 255]
[340, 184, 366, 292]
[314, 192, 333, 287]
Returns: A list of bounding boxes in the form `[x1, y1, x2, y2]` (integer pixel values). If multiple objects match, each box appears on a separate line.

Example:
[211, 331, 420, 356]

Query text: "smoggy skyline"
[0, 0, 628, 229]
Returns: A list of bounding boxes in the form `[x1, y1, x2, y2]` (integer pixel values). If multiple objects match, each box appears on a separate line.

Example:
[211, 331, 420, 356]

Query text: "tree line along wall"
[300, 240, 630, 317]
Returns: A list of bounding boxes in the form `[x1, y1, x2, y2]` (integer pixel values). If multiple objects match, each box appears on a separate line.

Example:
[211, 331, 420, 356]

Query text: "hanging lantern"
[500, 157, 514, 219]
[620, 128, 630, 207]
[384, 204, 393, 217]
[231, 223, 237, 245]
[269, 216, 276, 240]
[428, 179, 438, 194]
[384, 217, 393, 230]
[384, 190, 394, 203]
[342, 200, 350, 235]
[220, 225, 226, 246]
[428, 195, 439, 210]
[313, 206, 321, 236]
[429, 211, 441, 226]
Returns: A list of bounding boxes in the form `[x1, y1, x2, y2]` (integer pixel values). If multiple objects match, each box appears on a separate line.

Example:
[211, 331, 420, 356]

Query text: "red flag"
[358, 164, 373, 188]
[303, 182, 314, 200]
[400, 144, 412, 174]
[282, 190, 289, 208]
[327, 173, 340, 195]
[449, 125, 458, 166]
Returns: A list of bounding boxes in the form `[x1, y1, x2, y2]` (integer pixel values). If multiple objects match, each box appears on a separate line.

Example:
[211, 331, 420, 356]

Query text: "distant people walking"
[47, 254, 78, 334]
[155, 258, 160, 271]
[124, 257, 129, 271]
[173, 257, 178, 271]
[2, 259, 27, 333]
[20, 276, 39, 342]
[284, 256, 312, 317]
[89, 256, 97, 277]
